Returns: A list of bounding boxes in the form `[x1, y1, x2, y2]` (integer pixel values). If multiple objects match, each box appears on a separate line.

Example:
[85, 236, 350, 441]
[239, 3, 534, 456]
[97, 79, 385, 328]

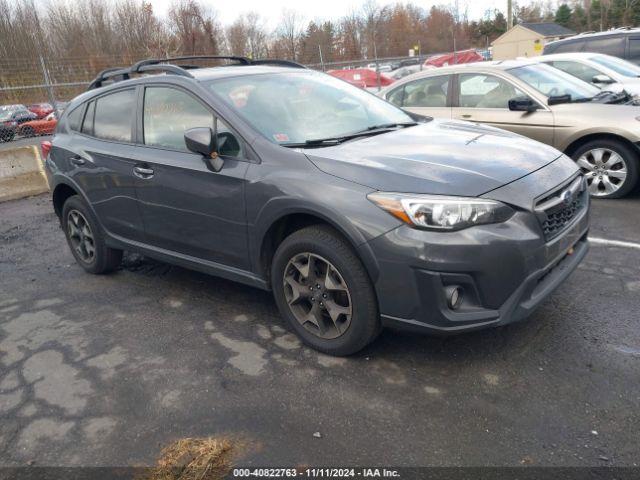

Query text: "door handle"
[133, 165, 154, 179]
[461, 114, 473, 119]
[70, 155, 86, 166]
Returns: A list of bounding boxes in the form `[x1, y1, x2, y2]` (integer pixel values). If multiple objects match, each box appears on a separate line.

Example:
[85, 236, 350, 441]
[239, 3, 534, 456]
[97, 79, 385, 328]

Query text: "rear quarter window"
[66, 106, 84, 132]
[545, 39, 585, 54]
[583, 36, 625, 57]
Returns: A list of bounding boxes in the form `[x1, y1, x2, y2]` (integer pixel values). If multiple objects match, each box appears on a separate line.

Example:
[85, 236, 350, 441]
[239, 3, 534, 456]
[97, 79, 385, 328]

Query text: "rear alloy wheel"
[271, 225, 380, 356]
[67, 210, 96, 264]
[62, 195, 122, 274]
[573, 140, 639, 198]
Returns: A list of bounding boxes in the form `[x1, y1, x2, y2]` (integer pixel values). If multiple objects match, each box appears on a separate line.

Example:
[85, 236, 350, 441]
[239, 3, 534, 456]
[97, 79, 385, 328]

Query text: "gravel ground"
[0, 193, 639, 469]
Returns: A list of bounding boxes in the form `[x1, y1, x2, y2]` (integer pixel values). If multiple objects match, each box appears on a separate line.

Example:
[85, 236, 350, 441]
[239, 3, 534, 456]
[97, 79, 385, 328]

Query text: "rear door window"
[402, 76, 450, 107]
[93, 89, 135, 142]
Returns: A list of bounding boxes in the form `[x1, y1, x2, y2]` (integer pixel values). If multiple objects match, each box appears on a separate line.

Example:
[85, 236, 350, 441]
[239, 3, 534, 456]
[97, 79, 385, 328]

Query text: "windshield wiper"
[281, 122, 418, 148]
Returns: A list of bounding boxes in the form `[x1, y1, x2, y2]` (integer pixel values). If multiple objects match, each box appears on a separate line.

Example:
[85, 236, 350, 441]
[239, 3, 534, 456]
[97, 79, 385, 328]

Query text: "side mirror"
[592, 74, 614, 84]
[184, 127, 224, 172]
[508, 96, 539, 112]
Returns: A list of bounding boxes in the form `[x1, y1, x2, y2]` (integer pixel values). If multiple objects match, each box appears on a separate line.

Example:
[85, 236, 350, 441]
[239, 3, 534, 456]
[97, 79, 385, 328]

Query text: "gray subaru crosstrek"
[43, 56, 590, 356]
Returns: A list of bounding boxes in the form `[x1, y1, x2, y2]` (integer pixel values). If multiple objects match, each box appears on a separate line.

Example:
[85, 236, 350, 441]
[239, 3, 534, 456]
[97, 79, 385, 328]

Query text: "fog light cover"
[445, 286, 463, 310]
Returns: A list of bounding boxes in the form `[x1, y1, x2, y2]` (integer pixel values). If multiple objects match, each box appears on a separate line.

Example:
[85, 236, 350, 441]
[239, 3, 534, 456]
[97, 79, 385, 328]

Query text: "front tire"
[271, 225, 380, 356]
[62, 195, 122, 274]
[572, 139, 639, 198]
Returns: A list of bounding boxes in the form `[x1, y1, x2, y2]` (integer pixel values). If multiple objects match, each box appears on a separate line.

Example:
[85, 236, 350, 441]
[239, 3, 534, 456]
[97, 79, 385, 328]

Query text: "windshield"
[509, 64, 600, 101]
[589, 54, 640, 77]
[206, 71, 413, 145]
[0, 111, 12, 121]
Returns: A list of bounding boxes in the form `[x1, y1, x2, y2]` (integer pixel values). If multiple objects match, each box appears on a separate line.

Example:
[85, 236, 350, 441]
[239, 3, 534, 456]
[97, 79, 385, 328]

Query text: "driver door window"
[143, 86, 242, 158]
[453, 73, 553, 145]
[458, 73, 525, 109]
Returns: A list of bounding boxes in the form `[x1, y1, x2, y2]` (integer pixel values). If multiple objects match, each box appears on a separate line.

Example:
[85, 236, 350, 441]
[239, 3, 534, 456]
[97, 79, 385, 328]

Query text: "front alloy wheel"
[283, 252, 352, 339]
[576, 147, 627, 197]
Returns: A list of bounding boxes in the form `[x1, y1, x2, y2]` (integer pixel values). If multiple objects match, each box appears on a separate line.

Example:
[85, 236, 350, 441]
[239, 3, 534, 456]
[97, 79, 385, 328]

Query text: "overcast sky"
[145, 0, 506, 28]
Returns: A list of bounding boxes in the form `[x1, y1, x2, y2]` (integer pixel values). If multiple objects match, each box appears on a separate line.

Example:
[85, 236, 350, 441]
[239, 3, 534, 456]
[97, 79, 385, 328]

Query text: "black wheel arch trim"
[252, 202, 381, 286]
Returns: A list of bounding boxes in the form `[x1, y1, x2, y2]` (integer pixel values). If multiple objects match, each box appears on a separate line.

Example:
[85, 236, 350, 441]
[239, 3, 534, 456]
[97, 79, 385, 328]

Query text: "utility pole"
[507, 0, 513, 29]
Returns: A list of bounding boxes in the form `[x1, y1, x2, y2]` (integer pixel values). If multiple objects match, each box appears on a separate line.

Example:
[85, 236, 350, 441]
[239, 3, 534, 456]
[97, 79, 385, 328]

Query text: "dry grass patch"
[146, 437, 236, 480]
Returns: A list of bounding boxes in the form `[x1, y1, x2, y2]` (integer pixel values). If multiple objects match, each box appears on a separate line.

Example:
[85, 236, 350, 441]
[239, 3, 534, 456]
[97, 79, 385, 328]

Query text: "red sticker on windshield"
[273, 133, 290, 142]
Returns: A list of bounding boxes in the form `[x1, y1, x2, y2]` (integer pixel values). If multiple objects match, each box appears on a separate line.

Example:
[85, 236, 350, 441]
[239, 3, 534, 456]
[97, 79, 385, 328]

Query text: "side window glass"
[549, 61, 602, 84]
[93, 89, 134, 142]
[144, 87, 213, 151]
[386, 87, 404, 107]
[459, 74, 525, 109]
[584, 37, 625, 57]
[216, 119, 242, 158]
[552, 40, 584, 53]
[402, 76, 449, 107]
[67, 106, 83, 131]
[629, 38, 640, 60]
[81, 101, 95, 136]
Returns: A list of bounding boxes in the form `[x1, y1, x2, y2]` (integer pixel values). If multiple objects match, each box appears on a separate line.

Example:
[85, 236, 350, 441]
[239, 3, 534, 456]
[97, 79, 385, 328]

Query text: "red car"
[17, 112, 57, 137]
[28, 103, 54, 119]
[327, 68, 394, 89]
[424, 49, 484, 68]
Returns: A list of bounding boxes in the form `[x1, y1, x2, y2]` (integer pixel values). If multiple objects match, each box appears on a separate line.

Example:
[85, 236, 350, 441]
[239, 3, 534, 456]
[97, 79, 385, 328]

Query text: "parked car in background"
[0, 107, 37, 124]
[424, 49, 484, 68]
[45, 56, 589, 355]
[28, 102, 54, 119]
[17, 112, 57, 137]
[328, 68, 394, 90]
[380, 60, 640, 198]
[0, 110, 17, 142]
[543, 28, 640, 65]
[390, 65, 421, 80]
[534, 52, 640, 97]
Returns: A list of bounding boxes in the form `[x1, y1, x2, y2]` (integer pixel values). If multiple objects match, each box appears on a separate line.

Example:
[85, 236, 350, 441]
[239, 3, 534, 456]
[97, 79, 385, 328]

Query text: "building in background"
[491, 22, 575, 60]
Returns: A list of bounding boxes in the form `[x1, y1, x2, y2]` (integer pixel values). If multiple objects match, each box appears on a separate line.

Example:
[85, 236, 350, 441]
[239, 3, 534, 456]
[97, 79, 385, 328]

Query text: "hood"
[304, 120, 562, 196]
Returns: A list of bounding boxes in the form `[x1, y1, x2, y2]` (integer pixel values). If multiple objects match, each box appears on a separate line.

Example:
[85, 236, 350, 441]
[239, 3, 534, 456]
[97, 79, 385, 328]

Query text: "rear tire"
[62, 195, 122, 274]
[271, 225, 380, 356]
[571, 139, 639, 199]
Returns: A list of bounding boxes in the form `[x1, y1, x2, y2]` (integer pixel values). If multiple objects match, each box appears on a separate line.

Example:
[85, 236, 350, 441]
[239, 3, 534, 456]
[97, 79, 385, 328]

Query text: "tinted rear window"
[583, 36, 625, 57]
[545, 39, 585, 54]
[93, 89, 135, 142]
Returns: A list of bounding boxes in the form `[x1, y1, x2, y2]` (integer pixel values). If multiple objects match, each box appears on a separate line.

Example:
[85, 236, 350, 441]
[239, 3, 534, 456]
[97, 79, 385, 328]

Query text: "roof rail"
[250, 59, 306, 69]
[87, 55, 306, 91]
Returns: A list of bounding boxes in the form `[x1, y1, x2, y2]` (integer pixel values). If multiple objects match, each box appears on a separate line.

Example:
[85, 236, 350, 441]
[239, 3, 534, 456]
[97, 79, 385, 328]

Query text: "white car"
[533, 52, 640, 97]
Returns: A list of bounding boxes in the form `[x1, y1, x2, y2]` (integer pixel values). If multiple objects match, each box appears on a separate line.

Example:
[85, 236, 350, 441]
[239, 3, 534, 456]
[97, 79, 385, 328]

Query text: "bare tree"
[276, 8, 304, 61]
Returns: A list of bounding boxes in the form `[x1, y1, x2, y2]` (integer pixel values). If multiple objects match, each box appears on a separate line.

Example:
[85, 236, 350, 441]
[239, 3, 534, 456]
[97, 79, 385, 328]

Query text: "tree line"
[3, 0, 640, 103]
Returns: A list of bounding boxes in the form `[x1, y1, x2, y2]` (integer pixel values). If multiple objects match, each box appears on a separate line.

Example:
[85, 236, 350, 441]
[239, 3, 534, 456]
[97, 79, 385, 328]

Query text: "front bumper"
[365, 201, 590, 334]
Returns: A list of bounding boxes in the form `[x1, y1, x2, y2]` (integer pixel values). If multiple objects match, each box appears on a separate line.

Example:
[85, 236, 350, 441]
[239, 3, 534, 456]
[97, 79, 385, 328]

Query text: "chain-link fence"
[0, 51, 432, 144]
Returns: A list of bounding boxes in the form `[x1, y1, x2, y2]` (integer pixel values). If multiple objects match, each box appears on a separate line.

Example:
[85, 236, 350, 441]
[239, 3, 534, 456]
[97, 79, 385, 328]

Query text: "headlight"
[367, 192, 514, 231]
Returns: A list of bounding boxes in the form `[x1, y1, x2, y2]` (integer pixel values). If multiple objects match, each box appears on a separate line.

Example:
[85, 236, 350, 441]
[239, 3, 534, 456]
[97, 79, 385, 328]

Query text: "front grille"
[541, 197, 583, 239]
[535, 176, 587, 241]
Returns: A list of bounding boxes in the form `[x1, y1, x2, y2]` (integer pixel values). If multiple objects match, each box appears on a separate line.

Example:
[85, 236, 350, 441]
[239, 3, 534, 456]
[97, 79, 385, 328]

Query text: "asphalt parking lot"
[0, 192, 639, 468]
